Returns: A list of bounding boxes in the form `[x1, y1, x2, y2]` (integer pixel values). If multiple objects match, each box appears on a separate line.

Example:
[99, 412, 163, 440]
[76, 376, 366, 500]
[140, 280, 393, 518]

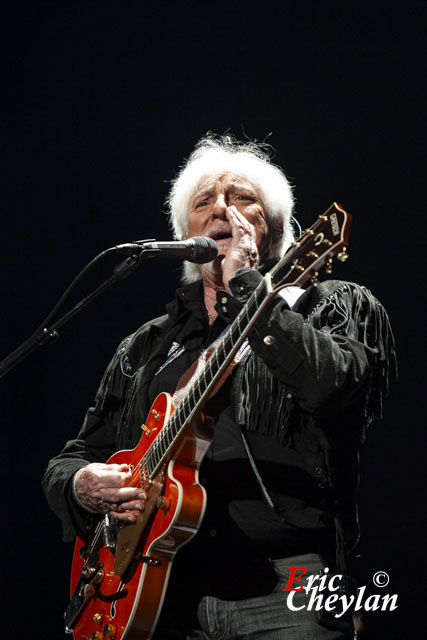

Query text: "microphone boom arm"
[0, 239, 187, 379]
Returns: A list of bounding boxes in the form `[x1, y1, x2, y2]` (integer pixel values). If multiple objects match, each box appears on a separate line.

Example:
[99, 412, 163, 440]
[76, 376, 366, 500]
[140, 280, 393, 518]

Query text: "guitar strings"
[126, 265, 276, 487]
[126, 284, 262, 490]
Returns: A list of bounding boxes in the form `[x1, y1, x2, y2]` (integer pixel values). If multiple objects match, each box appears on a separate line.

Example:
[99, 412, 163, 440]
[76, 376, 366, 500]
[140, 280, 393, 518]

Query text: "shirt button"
[263, 335, 275, 346]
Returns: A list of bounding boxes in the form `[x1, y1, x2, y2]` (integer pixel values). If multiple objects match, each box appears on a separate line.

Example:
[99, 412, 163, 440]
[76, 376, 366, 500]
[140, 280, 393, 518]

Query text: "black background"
[1, 1, 424, 638]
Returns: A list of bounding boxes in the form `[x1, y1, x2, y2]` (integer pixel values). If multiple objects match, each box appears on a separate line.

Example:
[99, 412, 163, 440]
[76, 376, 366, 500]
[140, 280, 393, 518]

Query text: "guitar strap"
[237, 284, 306, 514]
[241, 428, 347, 575]
[240, 429, 277, 513]
[237, 282, 306, 514]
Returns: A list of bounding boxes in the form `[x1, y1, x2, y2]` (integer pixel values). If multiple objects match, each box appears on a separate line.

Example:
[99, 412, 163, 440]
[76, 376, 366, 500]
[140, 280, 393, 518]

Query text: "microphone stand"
[0, 242, 164, 379]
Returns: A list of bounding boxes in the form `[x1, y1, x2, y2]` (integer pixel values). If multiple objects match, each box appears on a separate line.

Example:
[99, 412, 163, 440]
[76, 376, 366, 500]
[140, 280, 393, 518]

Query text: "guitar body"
[69, 392, 212, 640]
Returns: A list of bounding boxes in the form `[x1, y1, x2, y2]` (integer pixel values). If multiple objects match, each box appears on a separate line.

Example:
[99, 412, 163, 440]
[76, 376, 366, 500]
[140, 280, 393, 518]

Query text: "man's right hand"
[73, 462, 146, 523]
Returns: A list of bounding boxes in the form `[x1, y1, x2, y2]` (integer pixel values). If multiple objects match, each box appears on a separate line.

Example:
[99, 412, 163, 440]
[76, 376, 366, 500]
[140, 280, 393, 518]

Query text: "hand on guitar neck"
[73, 462, 146, 523]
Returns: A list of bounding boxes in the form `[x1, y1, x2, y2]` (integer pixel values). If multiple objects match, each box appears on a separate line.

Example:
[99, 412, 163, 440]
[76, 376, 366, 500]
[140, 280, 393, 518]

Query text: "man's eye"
[236, 194, 252, 201]
[195, 200, 208, 208]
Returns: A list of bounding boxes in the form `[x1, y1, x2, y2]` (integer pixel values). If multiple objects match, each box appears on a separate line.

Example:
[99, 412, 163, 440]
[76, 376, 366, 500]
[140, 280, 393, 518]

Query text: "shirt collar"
[165, 279, 206, 324]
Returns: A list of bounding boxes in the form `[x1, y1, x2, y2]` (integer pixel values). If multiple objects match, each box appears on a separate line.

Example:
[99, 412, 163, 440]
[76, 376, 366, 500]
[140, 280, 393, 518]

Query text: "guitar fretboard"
[143, 278, 269, 477]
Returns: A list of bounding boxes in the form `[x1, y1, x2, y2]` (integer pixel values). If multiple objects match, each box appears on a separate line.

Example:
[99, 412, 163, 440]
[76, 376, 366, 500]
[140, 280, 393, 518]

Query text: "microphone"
[115, 236, 218, 263]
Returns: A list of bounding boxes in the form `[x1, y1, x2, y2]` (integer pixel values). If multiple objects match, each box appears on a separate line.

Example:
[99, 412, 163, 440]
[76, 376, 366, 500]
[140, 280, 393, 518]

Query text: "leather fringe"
[237, 352, 297, 446]
[306, 283, 397, 439]
[236, 283, 396, 444]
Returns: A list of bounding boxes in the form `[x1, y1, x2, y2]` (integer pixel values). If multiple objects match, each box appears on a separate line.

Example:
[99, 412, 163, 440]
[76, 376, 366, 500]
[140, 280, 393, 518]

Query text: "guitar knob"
[157, 496, 171, 512]
[103, 623, 117, 638]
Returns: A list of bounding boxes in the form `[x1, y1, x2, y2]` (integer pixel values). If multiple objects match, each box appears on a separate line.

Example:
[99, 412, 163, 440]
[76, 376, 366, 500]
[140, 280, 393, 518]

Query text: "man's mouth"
[208, 229, 233, 243]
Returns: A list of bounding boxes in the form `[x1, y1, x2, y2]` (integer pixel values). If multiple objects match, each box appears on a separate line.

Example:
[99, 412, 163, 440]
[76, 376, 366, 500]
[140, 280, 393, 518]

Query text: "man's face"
[186, 174, 270, 260]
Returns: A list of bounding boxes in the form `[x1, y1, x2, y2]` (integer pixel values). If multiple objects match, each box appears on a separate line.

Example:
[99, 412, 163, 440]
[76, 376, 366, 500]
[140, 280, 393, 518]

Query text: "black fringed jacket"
[42, 272, 395, 555]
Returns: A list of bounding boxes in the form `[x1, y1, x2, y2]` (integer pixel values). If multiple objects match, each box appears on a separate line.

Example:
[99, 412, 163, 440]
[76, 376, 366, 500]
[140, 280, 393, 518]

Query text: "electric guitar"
[65, 203, 352, 640]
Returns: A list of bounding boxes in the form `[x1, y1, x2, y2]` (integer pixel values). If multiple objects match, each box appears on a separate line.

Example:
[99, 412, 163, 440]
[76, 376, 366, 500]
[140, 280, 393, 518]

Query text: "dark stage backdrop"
[1, 2, 424, 638]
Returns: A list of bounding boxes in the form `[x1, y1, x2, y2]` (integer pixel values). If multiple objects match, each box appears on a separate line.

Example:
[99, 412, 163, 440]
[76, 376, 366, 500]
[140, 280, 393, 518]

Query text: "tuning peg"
[337, 246, 349, 262]
[325, 256, 333, 274]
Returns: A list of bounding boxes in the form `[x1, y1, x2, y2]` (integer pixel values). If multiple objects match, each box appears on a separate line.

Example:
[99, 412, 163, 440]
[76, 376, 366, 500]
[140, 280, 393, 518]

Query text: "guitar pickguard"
[114, 468, 165, 576]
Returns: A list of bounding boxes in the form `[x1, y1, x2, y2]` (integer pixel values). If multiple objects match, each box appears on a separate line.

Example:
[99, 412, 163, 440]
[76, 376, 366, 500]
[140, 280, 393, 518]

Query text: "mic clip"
[114, 239, 157, 256]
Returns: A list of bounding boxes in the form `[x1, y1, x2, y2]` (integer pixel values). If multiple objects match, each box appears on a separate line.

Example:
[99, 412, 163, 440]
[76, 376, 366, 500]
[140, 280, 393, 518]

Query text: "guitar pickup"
[102, 514, 119, 551]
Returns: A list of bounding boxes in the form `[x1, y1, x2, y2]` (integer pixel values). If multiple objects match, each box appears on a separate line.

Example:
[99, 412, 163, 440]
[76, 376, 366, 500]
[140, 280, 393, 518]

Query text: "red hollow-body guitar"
[65, 204, 352, 640]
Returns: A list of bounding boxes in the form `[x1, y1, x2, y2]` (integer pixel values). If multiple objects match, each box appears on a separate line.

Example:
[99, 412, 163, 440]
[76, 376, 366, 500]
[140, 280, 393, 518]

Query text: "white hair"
[166, 134, 295, 283]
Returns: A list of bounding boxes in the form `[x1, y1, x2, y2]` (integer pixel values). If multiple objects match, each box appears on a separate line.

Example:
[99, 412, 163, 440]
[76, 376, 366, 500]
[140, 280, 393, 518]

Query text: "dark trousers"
[154, 553, 354, 639]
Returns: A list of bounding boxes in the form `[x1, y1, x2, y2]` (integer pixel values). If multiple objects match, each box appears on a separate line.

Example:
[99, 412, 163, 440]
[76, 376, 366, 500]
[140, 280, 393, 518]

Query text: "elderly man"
[43, 135, 395, 639]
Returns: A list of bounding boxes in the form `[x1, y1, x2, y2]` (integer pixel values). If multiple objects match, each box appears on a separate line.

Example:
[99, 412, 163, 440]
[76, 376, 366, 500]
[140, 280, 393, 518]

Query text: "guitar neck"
[143, 202, 352, 478]
[144, 277, 273, 477]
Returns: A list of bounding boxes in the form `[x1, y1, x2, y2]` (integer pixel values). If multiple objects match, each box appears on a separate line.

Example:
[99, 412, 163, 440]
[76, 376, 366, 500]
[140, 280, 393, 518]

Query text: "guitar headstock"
[269, 203, 352, 291]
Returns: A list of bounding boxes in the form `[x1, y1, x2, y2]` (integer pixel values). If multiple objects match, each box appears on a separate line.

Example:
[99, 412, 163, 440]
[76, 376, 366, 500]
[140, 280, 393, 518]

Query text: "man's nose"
[212, 194, 227, 218]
